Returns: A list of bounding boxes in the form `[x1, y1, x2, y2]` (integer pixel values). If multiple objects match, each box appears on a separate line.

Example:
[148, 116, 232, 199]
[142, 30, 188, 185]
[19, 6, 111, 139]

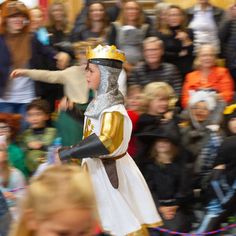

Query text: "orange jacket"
[182, 67, 234, 108]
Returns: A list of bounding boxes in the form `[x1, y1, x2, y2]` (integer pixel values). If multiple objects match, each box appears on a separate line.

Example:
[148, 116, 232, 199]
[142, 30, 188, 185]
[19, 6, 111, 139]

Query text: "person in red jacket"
[182, 44, 234, 108]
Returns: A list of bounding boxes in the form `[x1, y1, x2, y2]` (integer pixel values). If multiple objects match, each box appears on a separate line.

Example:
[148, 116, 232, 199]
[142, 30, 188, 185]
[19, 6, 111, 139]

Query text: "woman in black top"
[70, 1, 109, 43]
[156, 5, 194, 78]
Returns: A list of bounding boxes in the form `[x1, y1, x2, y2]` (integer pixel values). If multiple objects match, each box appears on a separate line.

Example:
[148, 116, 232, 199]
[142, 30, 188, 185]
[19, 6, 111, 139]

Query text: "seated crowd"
[0, 0, 236, 235]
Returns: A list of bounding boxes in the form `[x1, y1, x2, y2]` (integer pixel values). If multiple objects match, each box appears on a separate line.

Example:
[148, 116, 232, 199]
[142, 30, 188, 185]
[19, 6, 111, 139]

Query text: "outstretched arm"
[11, 68, 65, 84]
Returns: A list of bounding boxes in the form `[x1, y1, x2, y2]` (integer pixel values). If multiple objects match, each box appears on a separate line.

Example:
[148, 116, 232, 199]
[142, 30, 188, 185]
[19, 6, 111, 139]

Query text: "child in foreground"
[9, 165, 108, 236]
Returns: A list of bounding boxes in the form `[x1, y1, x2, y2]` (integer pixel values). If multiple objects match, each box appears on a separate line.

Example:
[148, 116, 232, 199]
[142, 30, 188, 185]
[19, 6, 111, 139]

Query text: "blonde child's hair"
[9, 165, 97, 236]
[141, 82, 177, 113]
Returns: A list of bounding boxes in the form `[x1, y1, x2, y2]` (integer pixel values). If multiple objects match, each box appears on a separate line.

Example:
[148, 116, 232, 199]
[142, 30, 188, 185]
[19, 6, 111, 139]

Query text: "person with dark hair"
[21, 99, 57, 175]
[0, 0, 70, 120]
[156, 5, 194, 77]
[137, 121, 194, 235]
[70, 1, 109, 43]
[0, 113, 27, 177]
[196, 135, 236, 233]
[219, 4, 236, 83]
[71, 0, 125, 38]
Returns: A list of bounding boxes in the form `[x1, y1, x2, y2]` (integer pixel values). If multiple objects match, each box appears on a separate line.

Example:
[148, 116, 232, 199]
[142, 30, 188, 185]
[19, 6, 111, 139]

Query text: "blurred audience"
[129, 37, 182, 97]
[182, 44, 234, 108]
[180, 90, 224, 196]
[137, 121, 193, 235]
[0, 1, 70, 125]
[30, 7, 49, 46]
[0, 113, 27, 177]
[157, 5, 194, 77]
[21, 99, 56, 175]
[154, 2, 170, 33]
[187, 0, 224, 52]
[108, 0, 152, 74]
[0, 189, 11, 236]
[71, 2, 109, 43]
[0, 149, 26, 219]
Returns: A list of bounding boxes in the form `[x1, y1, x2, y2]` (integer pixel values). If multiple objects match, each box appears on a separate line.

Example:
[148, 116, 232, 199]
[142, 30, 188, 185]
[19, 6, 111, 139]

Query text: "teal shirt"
[7, 144, 28, 177]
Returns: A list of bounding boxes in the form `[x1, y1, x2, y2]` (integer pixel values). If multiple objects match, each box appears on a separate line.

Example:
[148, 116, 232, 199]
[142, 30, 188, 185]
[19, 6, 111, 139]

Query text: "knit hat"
[188, 90, 217, 111]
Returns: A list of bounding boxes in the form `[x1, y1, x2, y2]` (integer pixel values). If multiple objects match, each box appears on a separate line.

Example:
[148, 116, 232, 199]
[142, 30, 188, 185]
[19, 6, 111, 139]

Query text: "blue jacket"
[0, 34, 57, 97]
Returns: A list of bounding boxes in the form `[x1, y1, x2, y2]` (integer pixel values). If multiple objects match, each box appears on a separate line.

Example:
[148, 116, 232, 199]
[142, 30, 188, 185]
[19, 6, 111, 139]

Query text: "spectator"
[196, 135, 236, 233]
[194, 103, 236, 232]
[29, 7, 49, 46]
[223, 103, 236, 136]
[156, 5, 194, 77]
[9, 165, 109, 236]
[125, 85, 143, 157]
[137, 121, 193, 235]
[135, 82, 178, 164]
[219, 4, 236, 83]
[0, 1, 70, 122]
[71, 0, 125, 37]
[181, 90, 223, 195]
[21, 99, 56, 175]
[0, 113, 27, 177]
[129, 37, 182, 97]
[0, 149, 26, 219]
[47, 0, 72, 48]
[182, 44, 234, 108]
[187, 0, 224, 52]
[107, 0, 152, 74]
[154, 2, 170, 33]
[71, 1, 109, 43]
[41, 0, 74, 111]
[0, 189, 11, 236]
[136, 82, 178, 134]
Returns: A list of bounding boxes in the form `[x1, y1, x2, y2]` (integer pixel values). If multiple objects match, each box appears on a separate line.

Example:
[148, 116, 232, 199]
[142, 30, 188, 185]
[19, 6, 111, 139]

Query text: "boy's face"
[26, 108, 49, 129]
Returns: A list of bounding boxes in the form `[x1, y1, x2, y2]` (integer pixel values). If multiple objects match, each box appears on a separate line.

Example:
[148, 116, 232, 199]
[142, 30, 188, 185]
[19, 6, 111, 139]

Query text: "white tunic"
[82, 104, 162, 236]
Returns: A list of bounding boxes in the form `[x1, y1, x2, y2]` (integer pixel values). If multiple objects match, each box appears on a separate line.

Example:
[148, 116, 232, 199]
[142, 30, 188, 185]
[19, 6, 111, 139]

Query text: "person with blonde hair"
[182, 44, 234, 108]
[135, 82, 178, 164]
[140, 82, 177, 114]
[108, 0, 152, 74]
[9, 165, 104, 236]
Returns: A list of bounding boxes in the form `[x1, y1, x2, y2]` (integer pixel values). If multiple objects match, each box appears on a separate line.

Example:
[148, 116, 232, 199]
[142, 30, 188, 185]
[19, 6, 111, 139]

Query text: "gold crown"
[86, 45, 126, 62]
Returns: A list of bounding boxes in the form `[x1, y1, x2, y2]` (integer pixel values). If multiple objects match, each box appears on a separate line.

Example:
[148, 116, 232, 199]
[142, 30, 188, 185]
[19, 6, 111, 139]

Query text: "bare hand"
[3, 191, 16, 200]
[159, 205, 178, 220]
[28, 141, 43, 149]
[55, 52, 70, 70]
[175, 31, 192, 46]
[10, 69, 28, 79]
[58, 96, 74, 111]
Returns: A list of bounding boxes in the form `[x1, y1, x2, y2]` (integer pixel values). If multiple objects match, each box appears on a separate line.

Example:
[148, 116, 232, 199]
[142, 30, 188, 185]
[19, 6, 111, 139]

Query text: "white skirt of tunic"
[83, 154, 162, 236]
